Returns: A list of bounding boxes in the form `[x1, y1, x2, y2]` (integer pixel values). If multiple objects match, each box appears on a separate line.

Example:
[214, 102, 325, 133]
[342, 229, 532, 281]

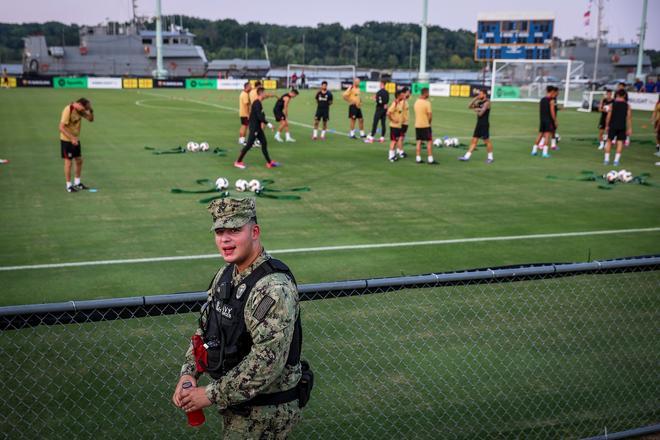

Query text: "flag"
[584, 10, 591, 26]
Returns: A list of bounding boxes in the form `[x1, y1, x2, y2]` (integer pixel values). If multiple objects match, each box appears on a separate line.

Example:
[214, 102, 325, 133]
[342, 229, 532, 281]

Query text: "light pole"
[418, 0, 429, 82]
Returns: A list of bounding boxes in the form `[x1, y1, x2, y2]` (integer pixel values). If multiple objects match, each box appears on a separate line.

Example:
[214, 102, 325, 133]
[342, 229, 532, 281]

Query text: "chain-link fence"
[1, 257, 659, 439]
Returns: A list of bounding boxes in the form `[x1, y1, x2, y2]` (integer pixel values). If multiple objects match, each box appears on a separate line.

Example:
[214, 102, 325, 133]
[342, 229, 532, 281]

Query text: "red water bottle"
[182, 381, 206, 427]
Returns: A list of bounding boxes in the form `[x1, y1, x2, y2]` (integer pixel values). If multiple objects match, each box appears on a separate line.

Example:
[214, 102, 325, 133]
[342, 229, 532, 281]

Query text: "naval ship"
[23, 21, 207, 77]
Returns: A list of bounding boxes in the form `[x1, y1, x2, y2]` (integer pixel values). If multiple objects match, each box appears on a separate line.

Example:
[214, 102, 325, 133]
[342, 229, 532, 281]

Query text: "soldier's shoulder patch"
[253, 296, 276, 322]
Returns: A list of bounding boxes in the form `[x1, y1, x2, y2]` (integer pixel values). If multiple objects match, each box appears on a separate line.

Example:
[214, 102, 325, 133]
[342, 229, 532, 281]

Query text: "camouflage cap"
[208, 197, 256, 231]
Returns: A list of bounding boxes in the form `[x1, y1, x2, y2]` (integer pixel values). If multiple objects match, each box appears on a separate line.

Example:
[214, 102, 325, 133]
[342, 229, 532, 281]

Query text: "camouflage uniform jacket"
[179, 251, 302, 410]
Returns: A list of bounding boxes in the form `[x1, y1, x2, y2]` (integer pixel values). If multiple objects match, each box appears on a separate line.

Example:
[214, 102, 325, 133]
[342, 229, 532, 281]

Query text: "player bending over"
[313, 81, 333, 140]
[460, 88, 494, 164]
[273, 89, 299, 142]
[531, 86, 558, 158]
[603, 88, 632, 166]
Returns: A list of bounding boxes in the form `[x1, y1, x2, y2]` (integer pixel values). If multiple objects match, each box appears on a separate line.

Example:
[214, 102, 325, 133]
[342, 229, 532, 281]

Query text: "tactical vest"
[201, 258, 302, 381]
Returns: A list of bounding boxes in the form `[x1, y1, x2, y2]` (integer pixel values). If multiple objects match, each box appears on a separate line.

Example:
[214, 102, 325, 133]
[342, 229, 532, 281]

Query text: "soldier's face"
[215, 223, 260, 266]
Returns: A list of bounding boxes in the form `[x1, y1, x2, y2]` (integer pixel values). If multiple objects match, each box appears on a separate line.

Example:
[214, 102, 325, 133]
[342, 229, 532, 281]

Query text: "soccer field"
[0, 87, 659, 306]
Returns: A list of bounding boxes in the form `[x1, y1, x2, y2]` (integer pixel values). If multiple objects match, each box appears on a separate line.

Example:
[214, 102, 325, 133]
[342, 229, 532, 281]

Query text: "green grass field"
[0, 87, 659, 306]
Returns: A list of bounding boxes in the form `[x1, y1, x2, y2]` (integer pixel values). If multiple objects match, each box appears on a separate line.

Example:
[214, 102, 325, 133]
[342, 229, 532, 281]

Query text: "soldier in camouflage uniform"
[172, 197, 303, 439]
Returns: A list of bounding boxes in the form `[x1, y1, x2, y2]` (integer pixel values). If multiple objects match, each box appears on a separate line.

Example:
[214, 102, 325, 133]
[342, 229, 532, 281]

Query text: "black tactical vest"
[201, 258, 302, 380]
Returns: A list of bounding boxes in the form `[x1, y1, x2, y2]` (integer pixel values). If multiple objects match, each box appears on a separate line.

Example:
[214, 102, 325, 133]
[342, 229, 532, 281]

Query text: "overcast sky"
[2, 0, 658, 49]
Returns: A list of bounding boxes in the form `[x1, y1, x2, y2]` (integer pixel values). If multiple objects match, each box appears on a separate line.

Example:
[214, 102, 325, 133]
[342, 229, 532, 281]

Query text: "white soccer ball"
[621, 171, 633, 183]
[235, 179, 249, 192]
[442, 136, 452, 147]
[186, 141, 196, 151]
[248, 179, 262, 192]
[452, 137, 460, 147]
[200, 142, 210, 152]
[606, 170, 618, 183]
[433, 138, 442, 147]
[554, 133, 561, 143]
[617, 169, 628, 181]
[215, 177, 229, 190]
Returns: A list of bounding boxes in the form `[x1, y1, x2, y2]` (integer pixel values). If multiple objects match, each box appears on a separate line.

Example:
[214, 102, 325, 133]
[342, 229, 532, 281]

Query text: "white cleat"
[285, 137, 296, 143]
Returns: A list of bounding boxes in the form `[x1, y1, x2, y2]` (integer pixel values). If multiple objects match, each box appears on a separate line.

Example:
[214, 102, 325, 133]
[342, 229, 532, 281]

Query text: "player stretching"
[234, 87, 278, 169]
[413, 87, 436, 164]
[273, 89, 299, 142]
[603, 89, 632, 166]
[597, 89, 613, 150]
[460, 88, 494, 163]
[59, 98, 94, 192]
[238, 82, 252, 146]
[531, 86, 558, 158]
[313, 81, 333, 140]
[387, 91, 404, 162]
[342, 78, 366, 138]
[365, 80, 389, 143]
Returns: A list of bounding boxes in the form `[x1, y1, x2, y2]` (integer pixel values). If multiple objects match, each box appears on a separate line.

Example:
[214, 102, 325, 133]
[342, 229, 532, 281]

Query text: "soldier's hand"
[180, 385, 212, 412]
[172, 375, 196, 408]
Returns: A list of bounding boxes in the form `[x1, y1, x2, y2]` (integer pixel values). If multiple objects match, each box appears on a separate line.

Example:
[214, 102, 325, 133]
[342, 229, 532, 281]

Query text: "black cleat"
[73, 182, 89, 190]
[427, 160, 439, 165]
[66, 186, 78, 193]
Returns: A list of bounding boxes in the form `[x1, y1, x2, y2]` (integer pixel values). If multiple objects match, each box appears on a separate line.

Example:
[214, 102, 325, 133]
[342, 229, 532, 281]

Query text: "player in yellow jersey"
[413, 88, 437, 164]
[386, 91, 404, 162]
[342, 78, 366, 138]
[238, 82, 252, 146]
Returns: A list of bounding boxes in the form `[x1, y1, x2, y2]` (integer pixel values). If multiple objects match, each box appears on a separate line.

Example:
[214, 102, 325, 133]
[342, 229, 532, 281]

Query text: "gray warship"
[23, 21, 207, 77]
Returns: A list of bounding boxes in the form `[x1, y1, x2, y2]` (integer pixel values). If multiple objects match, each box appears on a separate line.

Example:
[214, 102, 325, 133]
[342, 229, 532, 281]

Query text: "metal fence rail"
[1, 256, 659, 439]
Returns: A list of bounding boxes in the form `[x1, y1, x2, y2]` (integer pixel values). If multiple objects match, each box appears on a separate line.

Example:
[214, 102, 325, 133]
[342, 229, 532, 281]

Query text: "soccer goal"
[578, 90, 607, 112]
[490, 59, 586, 108]
[286, 64, 356, 90]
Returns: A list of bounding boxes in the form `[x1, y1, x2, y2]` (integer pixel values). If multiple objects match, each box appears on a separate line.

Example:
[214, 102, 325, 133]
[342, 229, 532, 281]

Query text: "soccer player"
[238, 82, 252, 146]
[399, 87, 411, 157]
[365, 80, 389, 143]
[313, 81, 333, 140]
[413, 87, 436, 164]
[615, 82, 631, 146]
[59, 98, 94, 192]
[604, 89, 632, 166]
[234, 87, 278, 169]
[460, 88, 494, 164]
[249, 80, 275, 106]
[653, 96, 660, 156]
[386, 90, 404, 162]
[597, 89, 613, 150]
[531, 86, 558, 158]
[1, 68, 9, 88]
[273, 89, 299, 142]
[342, 78, 366, 138]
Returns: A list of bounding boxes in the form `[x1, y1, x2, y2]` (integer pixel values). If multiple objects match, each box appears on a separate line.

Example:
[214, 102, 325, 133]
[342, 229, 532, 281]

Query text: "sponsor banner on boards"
[627, 92, 659, 111]
[88, 77, 122, 89]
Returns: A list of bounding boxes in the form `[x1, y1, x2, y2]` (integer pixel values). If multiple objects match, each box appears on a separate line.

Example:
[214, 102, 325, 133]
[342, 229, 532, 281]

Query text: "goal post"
[578, 90, 606, 112]
[286, 64, 356, 90]
[490, 59, 586, 108]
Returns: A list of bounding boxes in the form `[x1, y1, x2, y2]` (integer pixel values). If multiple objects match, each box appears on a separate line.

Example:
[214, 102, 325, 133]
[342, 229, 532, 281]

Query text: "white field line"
[1, 227, 659, 272]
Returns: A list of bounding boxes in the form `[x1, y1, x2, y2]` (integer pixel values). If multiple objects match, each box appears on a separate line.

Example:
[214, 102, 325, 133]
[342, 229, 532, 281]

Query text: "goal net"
[578, 90, 607, 112]
[286, 64, 356, 90]
[490, 59, 586, 108]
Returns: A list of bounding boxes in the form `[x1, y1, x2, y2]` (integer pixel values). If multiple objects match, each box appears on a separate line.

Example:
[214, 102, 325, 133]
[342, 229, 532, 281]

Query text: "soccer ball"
[254, 139, 262, 148]
[235, 179, 249, 192]
[200, 142, 210, 152]
[617, 169, 627, 181]
[433, 138, 442, 147]
[186, 141, 196, 152]
[248, 179, 262, 192]
[215, 177, 229, 190]
[605, 170, 618, 183]
[452, 137, 460, 147]
[620, 170, 633, 183]
[554, 133, 561, 143]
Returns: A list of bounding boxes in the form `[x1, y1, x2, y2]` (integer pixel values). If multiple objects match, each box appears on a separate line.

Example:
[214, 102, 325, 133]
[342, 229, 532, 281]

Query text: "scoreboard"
[475, 12, 555, 61]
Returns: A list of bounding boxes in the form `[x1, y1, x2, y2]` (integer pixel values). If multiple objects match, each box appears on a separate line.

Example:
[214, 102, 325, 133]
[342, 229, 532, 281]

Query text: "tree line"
[0, 18, 480, 69]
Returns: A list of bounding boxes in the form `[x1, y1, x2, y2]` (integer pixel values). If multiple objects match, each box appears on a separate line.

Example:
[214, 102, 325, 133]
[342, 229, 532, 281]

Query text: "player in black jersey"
[604, 89, 632, 166]
[597, 89, 614, 150]
[459, 88, 494, 163]
[313, 81, 333, 140]
[615, 82, 631, 146]
[366, 80, 389, 143]
[531, 86, 558, 158]
[273, 89, 299, 143]
[234, 87, 278, 169]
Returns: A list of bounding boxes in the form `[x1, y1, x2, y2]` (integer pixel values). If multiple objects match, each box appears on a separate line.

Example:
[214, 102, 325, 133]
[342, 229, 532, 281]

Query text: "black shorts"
[240, 116, 249, 126]
[401, 124, 408, 135]
[61, 140, 81, 159]
[473, 123, 490, 139]
[415, 127, 432, 141]
[539, 119, 555, 133]
[274, 111, 286, 122]
[315, 109, 329, 121]
[348, 105, 363, 120]
[608, 128, 626, 141]
[390, 127, 402, 141]
[598, 114, 607, 129]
